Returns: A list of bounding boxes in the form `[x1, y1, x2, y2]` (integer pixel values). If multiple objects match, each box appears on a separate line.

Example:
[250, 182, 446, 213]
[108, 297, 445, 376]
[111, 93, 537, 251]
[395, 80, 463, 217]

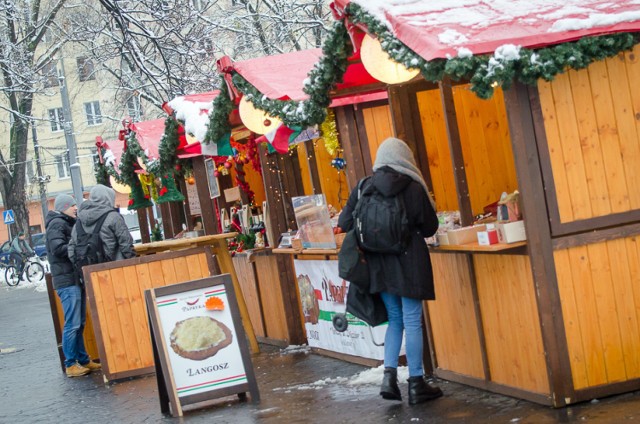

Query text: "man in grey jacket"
[69, 184, 136, 265]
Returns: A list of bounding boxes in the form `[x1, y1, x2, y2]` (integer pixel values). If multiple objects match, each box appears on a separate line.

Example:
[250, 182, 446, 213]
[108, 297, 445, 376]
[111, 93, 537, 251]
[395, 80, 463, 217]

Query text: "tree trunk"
[0, 116, 30, 237]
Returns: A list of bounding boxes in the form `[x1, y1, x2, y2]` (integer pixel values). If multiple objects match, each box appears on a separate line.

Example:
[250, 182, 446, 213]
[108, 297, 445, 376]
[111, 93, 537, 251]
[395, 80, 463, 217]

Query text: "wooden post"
[335, 105, 366, 190]
[439, 79, 474, 226]
[159, 202, 174, 239]
[192, 156, 219, 235]
[257, 145, 306, 344]
[137, 207, 151, 243]
[503, 81, 574, 406]
[303, 140, 322, 194]
[177, 177, 193, 230]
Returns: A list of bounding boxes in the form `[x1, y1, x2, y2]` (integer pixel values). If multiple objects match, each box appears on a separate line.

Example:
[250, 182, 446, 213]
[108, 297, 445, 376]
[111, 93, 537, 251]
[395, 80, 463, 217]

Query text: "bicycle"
[5, 254, 45, 287]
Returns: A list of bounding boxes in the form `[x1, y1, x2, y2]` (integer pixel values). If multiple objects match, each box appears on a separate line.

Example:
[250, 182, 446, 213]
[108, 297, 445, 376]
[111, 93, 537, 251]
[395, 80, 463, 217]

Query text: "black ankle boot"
[407, 376, 443, 405]
[380, 367, 402, 401]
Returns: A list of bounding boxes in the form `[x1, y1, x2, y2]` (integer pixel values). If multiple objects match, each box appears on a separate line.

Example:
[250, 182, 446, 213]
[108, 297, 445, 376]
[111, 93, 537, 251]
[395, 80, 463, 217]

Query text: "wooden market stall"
[161, 49, 395, 351]
[327, 0, 640, 407]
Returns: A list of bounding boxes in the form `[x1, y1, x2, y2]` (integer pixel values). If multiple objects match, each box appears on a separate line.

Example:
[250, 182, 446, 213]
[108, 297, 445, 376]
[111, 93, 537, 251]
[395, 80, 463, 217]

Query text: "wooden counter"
[430, 241, 527, 253]
[231, 248, 301, 346]
[133, 233, 259, 354]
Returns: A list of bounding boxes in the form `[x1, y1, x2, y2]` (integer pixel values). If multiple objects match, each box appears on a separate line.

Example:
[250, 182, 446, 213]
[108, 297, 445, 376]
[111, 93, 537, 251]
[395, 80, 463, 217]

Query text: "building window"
[77, 57, 95, 82]
[56, 153, 70, 179]
[126, 96, 143, 121]
[49, 108, 64, 132]
[42, 62, 59, 88]
[84, 101, 102, 126]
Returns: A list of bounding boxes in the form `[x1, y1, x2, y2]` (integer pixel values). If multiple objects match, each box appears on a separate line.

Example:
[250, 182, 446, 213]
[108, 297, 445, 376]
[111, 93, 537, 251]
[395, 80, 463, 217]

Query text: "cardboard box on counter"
[437, 233, 450, 245]
[496, 220, 527, 243]
[477, 229, 499, 245]
[446, 225, 486, 245]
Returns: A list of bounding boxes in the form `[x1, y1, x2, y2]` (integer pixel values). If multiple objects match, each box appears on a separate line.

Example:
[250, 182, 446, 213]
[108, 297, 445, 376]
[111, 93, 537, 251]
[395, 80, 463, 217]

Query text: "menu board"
[145, 275, 259, 417]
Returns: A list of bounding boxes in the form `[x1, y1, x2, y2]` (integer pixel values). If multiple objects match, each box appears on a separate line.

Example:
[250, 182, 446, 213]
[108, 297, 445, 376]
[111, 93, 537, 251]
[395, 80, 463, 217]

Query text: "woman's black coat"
[45, 211, 79, 289]
[338, 167, 439, 300]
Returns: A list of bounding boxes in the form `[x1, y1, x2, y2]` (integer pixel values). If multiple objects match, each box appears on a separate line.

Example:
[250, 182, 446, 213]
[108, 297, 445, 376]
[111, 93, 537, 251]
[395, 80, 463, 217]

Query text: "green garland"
[233, 21, 349, 127]
[156, 116, 181, 175]
[120, 132, 153, 210]
[346, 3, 639, 99]
[94, 145, 110, 186]
[204, 79, 234, 145]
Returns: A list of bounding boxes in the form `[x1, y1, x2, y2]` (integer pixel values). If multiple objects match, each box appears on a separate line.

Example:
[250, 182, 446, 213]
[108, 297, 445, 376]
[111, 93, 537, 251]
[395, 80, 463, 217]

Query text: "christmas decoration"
[119, 132, 153, 210]
[204, 79, 234, 145]
[156, 172, 185, 204]
[320, 108, 339, 156]
[94, 142, 111, 186]
[255, 122, 303, 154]
[345, 3, 639, 99]
[210, 20, 349, 137]
[234, 162, 255, 205]
[331, 157, 346, 170]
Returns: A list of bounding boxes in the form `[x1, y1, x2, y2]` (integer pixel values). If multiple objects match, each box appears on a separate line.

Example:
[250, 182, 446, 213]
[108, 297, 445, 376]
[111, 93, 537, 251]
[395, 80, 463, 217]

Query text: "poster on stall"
[145, 275, 259, 417]
[294, 259, 387, 360]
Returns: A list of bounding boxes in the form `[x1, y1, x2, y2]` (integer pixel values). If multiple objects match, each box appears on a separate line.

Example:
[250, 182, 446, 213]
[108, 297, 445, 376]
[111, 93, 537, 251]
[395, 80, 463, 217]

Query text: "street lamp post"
[58, 60, 84, 203]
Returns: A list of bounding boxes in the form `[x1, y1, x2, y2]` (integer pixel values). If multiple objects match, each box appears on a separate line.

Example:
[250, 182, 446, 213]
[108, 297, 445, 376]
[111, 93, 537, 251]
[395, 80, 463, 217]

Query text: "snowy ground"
[0, 259, 49, 293]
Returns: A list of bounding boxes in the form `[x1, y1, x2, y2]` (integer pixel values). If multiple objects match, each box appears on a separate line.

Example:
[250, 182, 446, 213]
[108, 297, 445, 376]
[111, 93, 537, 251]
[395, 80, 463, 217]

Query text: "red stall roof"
[131, 118, 166, 161]
[335, 0, 640, 60]
[233, 48, 386, 105]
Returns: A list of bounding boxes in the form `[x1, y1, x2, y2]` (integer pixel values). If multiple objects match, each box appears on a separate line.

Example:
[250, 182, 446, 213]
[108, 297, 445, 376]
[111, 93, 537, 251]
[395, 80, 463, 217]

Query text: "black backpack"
[354, 177, 410, 254]
[74, 211, 114, 272]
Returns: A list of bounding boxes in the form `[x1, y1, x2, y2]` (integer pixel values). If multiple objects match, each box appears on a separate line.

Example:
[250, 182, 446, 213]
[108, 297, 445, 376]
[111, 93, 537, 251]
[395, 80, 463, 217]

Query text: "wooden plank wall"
[296, 140, 349, 210]
[232, 255, 266, 338]
[427, 253, 484, 379]
[537, 45, 640, 223]
[554, 235, 640, 390]
[473, 254, 550, 394]
[361, 103, 394, 164]
[86, 249, 213, 380]
[416, 87, 518, 214]
[416, 90, 458, 212]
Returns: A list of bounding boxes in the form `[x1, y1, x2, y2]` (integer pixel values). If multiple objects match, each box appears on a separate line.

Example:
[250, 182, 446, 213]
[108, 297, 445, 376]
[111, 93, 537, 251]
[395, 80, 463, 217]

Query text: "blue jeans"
[56, 285, 90, 368]
[380, 292, 424, 377]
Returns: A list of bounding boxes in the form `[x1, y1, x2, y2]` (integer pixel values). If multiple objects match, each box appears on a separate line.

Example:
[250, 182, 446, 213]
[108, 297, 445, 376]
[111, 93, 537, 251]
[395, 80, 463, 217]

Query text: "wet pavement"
[2, 282, 640, 424]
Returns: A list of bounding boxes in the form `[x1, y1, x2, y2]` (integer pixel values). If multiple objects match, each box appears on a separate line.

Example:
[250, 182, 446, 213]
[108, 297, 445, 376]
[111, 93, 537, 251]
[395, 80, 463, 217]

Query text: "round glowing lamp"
[110, 175, 131, 194]
[360, 34, 419, 85]
[239, 96, 282, 135]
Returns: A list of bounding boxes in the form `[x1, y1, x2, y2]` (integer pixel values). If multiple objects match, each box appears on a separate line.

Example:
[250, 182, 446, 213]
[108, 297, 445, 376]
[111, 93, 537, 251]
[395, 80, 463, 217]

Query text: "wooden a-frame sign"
[145, 274, 260, 417]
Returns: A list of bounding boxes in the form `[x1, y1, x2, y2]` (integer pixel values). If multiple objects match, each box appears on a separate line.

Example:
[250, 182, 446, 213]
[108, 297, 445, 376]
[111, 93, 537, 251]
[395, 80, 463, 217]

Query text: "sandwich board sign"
[144, 274, 259, 417]
[3, 209, 15, 225]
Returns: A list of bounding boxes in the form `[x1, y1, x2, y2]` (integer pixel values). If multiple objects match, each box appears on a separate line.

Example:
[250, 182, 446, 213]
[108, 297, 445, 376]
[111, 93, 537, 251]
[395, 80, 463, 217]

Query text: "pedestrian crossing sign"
[3, 209, 15, 224]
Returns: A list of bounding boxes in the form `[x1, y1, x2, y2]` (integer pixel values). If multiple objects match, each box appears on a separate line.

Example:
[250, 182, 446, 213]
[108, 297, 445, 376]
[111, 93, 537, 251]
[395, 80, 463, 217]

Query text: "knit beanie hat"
[372, 137, 435, 208]
[54, 194, 76, 212]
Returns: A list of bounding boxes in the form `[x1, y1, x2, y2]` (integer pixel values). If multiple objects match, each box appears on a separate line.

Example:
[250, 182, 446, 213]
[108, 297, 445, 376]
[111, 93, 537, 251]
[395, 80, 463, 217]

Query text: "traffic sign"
[3, 209, 15, 224]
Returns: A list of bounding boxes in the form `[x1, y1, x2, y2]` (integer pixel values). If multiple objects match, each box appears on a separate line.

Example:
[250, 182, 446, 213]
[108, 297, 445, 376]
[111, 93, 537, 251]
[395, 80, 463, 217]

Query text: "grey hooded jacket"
[68, 184, 135, 263]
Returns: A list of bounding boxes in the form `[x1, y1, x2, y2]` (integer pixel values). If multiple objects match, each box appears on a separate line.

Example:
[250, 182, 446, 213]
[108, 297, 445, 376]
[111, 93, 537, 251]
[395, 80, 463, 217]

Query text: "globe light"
[238, 96, 282, 135]
[360, 33, 420, 85]
[110, 175, 131, 194]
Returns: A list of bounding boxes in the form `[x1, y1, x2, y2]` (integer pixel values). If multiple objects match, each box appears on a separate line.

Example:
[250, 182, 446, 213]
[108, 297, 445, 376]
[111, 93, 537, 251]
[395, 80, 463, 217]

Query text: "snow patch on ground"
[272, 364, 411, 392]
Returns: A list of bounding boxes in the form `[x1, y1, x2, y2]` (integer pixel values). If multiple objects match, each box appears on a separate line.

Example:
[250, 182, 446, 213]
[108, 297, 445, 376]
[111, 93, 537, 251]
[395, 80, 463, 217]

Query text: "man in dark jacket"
[338, 137, 442, 406]
[45, 194, 101, 377]
[69, 184, 135, 264]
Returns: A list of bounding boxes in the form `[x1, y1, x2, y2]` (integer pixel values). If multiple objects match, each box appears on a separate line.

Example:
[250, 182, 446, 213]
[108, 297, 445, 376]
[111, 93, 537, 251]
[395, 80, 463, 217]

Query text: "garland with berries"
[204, 79, 234, 145]
[346, 3, 639, 99]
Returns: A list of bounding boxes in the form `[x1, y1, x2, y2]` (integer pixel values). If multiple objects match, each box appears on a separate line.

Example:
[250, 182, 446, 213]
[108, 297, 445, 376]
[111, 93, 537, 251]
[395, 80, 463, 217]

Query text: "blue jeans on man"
[56, 285, 90, 368]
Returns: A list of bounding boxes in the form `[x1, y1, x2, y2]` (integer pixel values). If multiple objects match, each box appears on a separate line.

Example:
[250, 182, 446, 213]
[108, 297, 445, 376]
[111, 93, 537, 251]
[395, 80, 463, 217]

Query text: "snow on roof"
[336, 0, 640, 59]
[167, 90, 219, 142]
